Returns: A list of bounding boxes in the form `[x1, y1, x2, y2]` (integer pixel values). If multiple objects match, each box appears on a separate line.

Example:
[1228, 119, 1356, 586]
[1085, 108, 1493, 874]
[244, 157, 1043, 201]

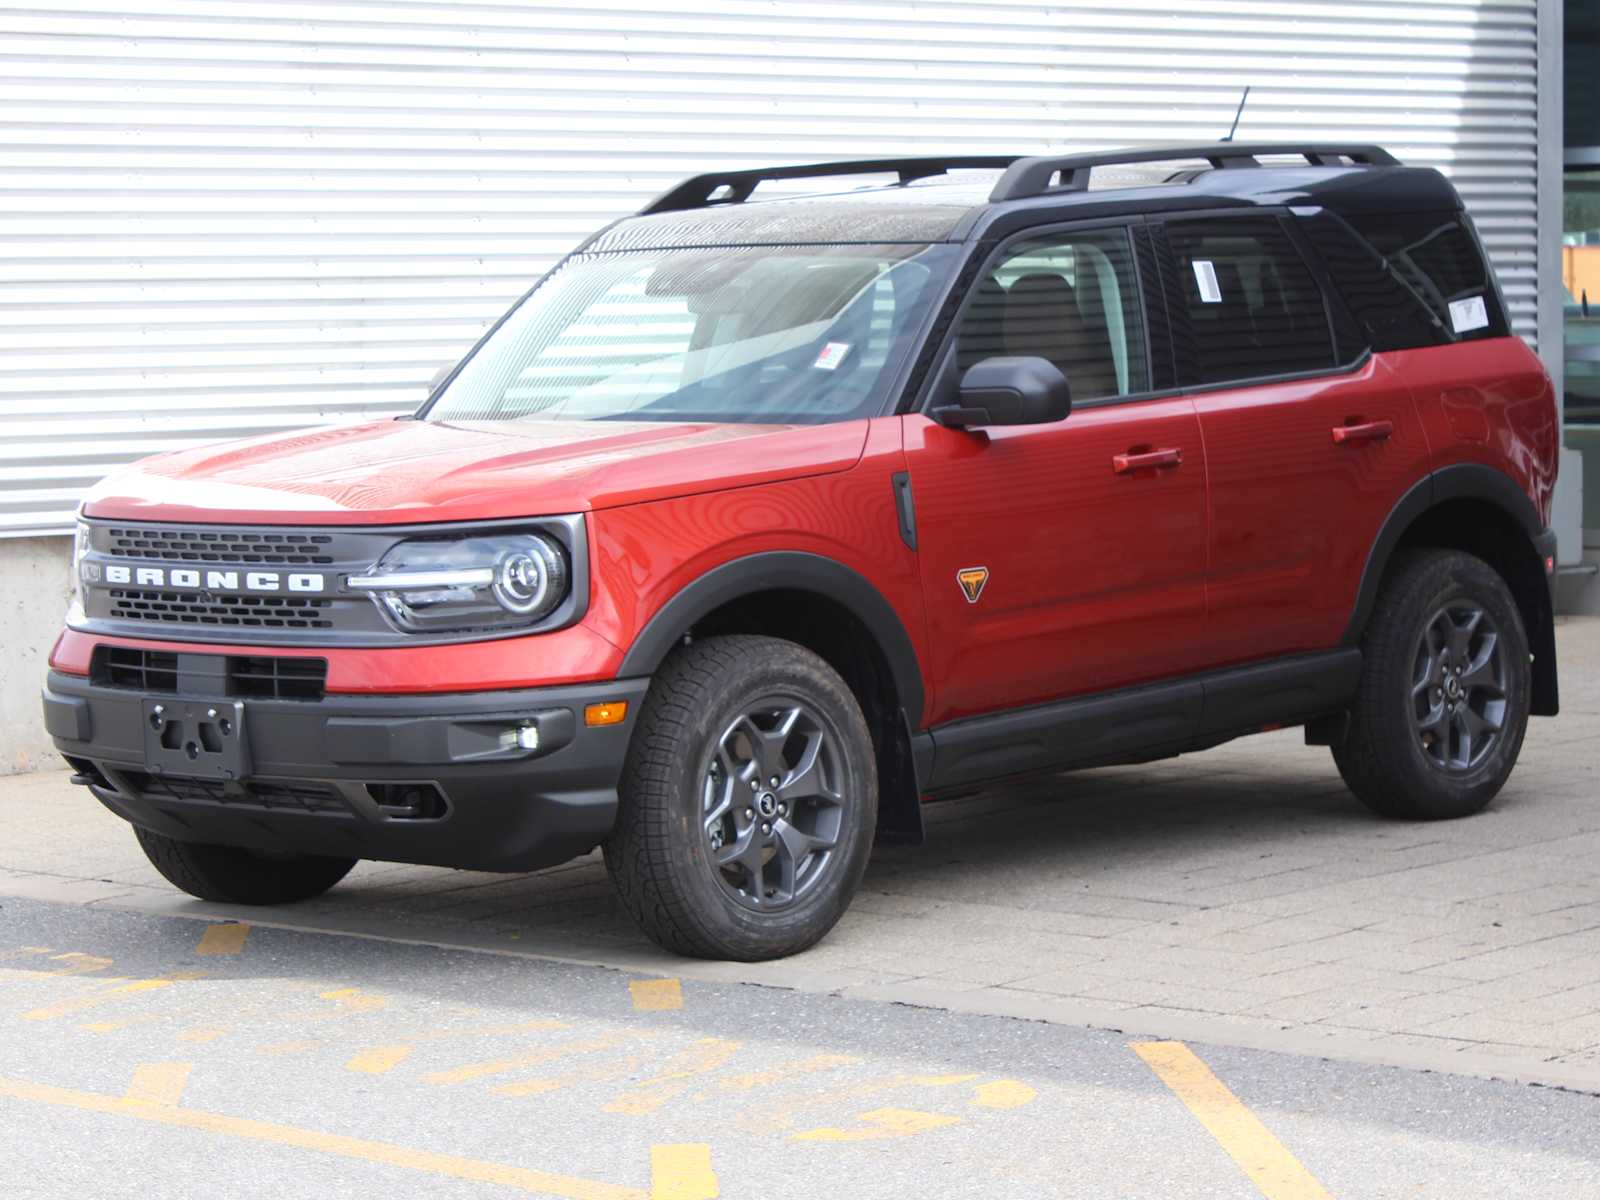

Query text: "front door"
[903, 224, 1210, 726]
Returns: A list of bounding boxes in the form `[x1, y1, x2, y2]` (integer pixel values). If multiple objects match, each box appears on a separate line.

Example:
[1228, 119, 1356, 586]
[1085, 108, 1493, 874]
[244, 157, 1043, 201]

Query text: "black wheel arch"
[617, 552, 931, 843]
[1343, 464, 1558, 717]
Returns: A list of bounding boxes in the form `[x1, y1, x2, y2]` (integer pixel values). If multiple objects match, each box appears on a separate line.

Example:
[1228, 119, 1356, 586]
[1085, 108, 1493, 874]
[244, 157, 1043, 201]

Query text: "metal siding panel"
[0, 0, 1540, 534]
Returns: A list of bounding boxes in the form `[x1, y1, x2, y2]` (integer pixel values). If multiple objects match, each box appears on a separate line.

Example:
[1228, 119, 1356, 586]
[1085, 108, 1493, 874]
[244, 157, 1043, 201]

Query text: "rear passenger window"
[955, 227, 1149, 402]
[1344, 211, 1509, 343]
[1164, 219, 1336, 385]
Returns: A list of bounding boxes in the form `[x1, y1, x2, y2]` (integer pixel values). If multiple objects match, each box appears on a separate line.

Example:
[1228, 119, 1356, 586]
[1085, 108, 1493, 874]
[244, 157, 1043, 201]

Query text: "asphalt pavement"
[3, 894, 1598, 1200]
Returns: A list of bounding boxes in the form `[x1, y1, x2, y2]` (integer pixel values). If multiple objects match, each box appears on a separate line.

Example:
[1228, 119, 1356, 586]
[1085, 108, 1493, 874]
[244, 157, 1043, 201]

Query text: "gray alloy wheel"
[701, 700, 847, 912]
[1409, 602, 1509, 773]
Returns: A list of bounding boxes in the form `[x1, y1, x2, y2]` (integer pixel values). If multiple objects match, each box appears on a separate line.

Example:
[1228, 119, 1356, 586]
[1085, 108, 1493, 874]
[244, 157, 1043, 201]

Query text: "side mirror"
[934, 356, 1072, 429]
[428, 363, 456, 395]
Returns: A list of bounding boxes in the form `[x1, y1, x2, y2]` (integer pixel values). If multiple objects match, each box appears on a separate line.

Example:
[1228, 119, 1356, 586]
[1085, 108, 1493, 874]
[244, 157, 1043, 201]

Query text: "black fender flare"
[616, 551, 927, 731]
[1341, 463, 1543, 647]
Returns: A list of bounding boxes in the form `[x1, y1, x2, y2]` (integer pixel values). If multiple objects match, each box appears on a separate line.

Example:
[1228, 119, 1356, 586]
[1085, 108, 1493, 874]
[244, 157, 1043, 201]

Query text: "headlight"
[69, 519, 91, 616]
[349, 532, 570, 634]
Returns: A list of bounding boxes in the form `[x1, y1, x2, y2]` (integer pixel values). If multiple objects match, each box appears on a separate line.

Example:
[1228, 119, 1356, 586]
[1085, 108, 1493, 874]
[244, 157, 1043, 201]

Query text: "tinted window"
[954, 227, 1148, 402]
[1345, 211, 1509, 343]
[1164, 219, 1335, 385]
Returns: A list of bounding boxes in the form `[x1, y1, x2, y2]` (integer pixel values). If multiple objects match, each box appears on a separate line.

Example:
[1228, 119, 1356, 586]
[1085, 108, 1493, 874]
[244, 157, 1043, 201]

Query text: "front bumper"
[42, 670, 651, 873]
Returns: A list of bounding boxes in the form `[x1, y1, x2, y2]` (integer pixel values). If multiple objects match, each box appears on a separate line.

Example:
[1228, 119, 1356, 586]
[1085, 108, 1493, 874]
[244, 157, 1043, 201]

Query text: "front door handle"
[1112, 447, 1183, 474]
[1331, 419, 1394, 445]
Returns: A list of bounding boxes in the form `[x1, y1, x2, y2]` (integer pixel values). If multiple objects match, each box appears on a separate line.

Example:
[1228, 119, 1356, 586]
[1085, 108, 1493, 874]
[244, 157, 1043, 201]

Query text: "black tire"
[134, 826, 357, 904]
[604, 634, 877, 961]
[1334, 548, 1530, 820]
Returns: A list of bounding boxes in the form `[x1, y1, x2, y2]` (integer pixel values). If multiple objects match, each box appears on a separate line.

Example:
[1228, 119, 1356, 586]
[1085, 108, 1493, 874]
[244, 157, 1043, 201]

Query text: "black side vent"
[229, 656, 328, 701]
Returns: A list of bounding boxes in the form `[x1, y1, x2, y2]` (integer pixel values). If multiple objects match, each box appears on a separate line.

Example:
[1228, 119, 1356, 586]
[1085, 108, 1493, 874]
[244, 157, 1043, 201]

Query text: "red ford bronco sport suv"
[43, 144, 1560, 961]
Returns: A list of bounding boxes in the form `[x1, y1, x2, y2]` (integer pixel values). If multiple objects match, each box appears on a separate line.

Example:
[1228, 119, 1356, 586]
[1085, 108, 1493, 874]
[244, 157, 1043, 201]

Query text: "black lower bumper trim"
[43, 671, 651, 873]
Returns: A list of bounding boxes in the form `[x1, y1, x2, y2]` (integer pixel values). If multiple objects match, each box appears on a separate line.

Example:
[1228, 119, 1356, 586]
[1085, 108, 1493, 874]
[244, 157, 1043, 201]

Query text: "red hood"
[82, 417, 870, 525]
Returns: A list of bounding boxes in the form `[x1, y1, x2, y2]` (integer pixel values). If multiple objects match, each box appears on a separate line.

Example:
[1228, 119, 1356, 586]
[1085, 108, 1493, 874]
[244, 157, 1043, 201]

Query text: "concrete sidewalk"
[5, 618, 1599, 1090]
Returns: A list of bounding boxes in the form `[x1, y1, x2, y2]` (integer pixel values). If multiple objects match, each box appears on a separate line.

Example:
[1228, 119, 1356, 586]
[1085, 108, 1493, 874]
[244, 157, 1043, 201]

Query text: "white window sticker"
[813, 341, 852, 370]
[1192, 259, 1223, 304]
[1448, 295, 1489, 334]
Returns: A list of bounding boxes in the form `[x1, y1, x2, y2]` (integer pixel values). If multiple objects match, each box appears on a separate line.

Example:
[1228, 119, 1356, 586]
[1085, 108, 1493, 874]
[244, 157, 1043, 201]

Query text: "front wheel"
[134, 826, 357, 904]
[1334, 549, 1531, 820]
[604, 635, 877, 961]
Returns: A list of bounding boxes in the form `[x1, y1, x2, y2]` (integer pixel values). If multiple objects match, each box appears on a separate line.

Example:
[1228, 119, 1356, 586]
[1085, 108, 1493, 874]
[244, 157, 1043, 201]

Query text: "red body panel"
[82, 417, 869, 525]
[1195, 352, 1431, 665]
[1398, 338, 1560, 527]
[901, 401, 1209, 724]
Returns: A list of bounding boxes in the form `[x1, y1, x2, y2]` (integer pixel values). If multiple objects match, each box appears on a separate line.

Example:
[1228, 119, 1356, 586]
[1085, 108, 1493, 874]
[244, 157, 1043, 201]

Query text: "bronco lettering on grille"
[96, 564, 326, 593]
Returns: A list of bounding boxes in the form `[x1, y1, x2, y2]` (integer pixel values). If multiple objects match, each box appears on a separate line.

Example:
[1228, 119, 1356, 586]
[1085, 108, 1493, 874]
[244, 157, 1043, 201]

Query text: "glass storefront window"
[1564, 168, 1600, 531]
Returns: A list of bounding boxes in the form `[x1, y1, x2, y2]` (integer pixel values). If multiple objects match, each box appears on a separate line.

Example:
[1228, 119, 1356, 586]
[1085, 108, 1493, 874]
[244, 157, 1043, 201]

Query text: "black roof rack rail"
[988, 143, 1399, 204]
[639, 156, 1021, 215]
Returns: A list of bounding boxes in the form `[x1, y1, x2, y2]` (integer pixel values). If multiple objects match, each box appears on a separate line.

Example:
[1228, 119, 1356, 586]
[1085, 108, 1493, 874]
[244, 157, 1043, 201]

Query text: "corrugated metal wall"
[0, 0, 1543, 535]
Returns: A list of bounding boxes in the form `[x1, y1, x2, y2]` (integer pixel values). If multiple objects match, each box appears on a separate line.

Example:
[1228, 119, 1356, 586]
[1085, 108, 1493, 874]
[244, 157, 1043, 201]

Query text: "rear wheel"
[604, 634, 877, 961]
[1334, 549, 1530, 819]
[134, 826, 357, 904]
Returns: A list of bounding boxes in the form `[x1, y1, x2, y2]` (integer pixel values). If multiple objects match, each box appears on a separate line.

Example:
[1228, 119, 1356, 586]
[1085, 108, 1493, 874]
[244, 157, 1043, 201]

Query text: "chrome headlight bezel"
[348, 521, 583, 637]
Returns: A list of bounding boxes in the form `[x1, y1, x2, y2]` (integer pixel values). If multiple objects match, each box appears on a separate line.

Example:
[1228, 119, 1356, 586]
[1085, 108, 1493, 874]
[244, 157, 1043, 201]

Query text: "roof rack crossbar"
[988, 143, 1399, 203]
[638, 156, 1021, 215]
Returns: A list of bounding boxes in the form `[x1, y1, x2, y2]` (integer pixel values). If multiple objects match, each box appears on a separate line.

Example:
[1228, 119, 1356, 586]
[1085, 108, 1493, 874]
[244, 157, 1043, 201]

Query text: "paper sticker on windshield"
[1192, 260, 1223, 304]
[1449, 295, 1489, 334]
[814, 342, 852, 370]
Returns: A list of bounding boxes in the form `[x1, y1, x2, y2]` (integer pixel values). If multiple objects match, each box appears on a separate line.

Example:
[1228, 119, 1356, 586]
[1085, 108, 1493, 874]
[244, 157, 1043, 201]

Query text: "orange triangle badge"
[956, 566, 989, 604]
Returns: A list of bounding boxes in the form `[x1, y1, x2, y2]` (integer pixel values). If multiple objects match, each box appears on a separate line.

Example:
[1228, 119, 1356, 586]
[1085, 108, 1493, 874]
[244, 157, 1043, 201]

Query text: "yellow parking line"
[1133, 1042, 1335, 1200]
[196, 923, 250, 957]
[649, 1144, 717, 1200]
[972, 1079, 1037, 1110]
[0, 1073, 644, 1200]
[22, 978, 172, 1022]
[629, 979, 683, 1012]
[603, 1039, 742, 1117]
[126, 1063, 192, 1106]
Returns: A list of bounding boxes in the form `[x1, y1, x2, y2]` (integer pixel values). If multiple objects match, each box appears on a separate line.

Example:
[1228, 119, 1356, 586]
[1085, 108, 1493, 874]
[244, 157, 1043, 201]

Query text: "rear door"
[902, 222, 1210, 725]
[1156, 213, 1429, 664]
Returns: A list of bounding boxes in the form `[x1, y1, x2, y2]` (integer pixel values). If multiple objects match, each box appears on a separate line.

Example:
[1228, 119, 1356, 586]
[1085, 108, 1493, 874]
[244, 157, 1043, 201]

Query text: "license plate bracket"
[142, 698, 251, 781]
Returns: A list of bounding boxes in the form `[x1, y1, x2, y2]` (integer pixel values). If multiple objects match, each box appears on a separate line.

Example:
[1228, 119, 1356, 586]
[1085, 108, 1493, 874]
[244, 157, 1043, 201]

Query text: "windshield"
[426, 243, 959, 425]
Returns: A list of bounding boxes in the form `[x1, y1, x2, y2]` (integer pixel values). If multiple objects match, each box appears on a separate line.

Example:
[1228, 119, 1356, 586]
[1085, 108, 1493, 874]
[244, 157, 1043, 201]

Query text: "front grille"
[121, 770, 349, 816]
[109, 590, 334, 630]
[105, 526, 334, 565]
[92, 647, 328, 701]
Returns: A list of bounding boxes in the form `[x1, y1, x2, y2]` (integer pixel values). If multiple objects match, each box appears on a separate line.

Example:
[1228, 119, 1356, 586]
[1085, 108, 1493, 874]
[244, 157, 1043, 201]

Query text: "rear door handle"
[1331, 419, 1394, 445]
[1113, 447, 1183, 474]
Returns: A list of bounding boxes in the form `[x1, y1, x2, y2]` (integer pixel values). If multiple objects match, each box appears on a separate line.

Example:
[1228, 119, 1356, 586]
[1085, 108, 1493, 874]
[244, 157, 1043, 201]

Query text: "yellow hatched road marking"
[492, 1053, 649, 1100]
[649, 1144, 718, 1200]
[347, 1044, 414, 1075]
[178, 1027, 230, 1045]
[1133, 1041, 1335, 1200]
[706, 1053, 858, 1095]
[791, 1107, 960, 1143]
[195, 923, 250, 956]
[629, 979, 683, 1012]
[126, 1063, 192, 1106]
[0, 1073, 645, 1200]
[421, 1025, 601, 1086]
[972, 1079, 1037, 1110]
[22, 978, 172, 1022]
[603, 1039, 742, 1117]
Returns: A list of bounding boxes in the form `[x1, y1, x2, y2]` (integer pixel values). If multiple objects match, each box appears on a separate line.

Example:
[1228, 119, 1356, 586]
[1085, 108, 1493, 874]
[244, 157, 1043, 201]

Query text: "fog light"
[584, 701, 628, 727]
[498, 723, 541, 752]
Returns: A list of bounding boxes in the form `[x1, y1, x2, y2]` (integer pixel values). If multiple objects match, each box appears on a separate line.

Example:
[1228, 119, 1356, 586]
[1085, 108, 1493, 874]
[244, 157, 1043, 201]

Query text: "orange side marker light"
[584, 701, 628, 727]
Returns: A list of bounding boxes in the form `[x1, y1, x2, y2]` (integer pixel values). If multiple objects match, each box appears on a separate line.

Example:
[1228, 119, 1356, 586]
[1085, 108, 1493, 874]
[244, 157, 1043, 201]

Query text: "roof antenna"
[1221, 86, 1251, 142]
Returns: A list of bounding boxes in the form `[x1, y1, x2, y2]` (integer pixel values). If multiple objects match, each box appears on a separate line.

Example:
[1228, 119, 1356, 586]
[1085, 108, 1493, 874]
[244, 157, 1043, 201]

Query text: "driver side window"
[956, 227, 1149, 402]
